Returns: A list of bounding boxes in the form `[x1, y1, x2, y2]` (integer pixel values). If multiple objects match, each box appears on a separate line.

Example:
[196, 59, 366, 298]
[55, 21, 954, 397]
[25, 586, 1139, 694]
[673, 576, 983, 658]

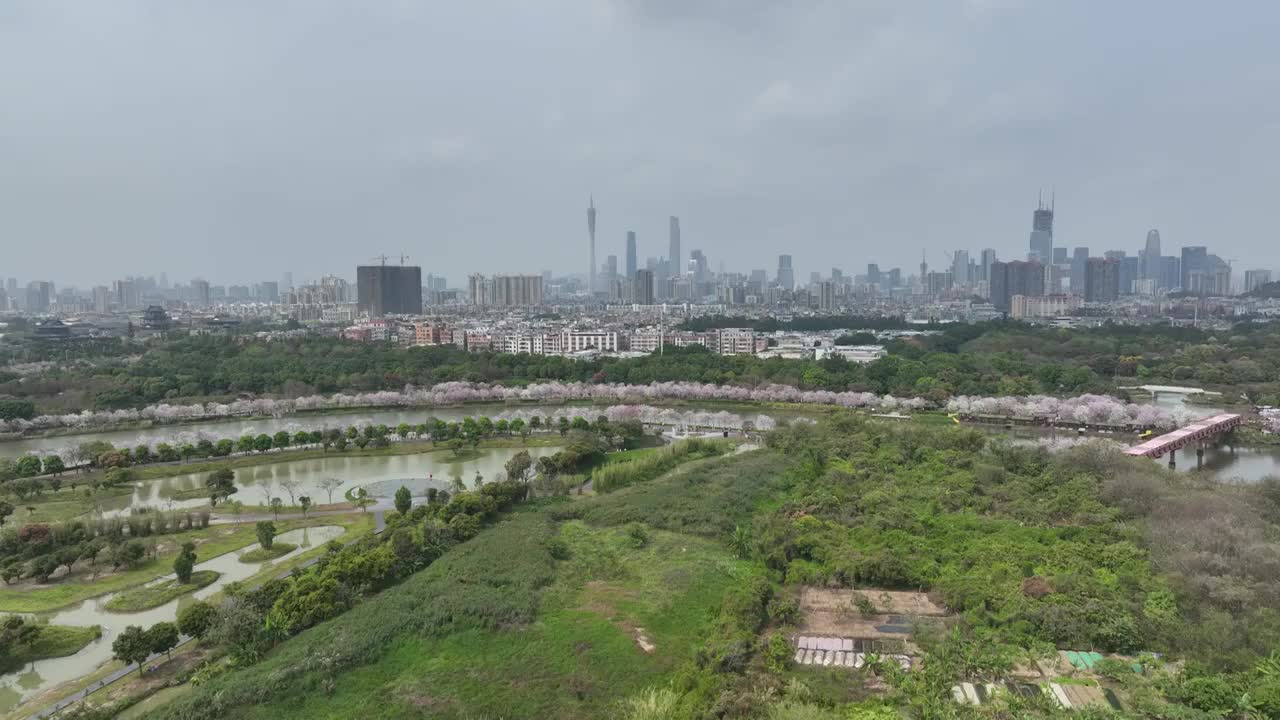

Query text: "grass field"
[0, 624, 102, 674]
[10, 485, 134, 525]
[237, 543, 297, 563]
[103, 570, 220, 612]
[0, 516, 361, 613]
[247, 522, 741, 720]
[147, 450, 789, 720]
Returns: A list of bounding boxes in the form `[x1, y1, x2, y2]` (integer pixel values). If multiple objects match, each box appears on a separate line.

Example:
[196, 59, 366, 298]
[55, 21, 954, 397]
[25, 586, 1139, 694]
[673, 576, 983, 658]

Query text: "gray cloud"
[1, 0, 1276, 288]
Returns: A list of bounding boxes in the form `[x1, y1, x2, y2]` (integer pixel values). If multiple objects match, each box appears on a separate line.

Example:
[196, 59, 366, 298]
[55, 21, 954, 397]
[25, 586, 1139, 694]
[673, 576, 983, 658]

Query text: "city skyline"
[3, 3, 1279, 285]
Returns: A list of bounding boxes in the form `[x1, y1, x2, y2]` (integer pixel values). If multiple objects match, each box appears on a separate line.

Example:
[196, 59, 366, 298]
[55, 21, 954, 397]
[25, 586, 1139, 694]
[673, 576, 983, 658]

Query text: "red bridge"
[1123, 413, 1243, 459]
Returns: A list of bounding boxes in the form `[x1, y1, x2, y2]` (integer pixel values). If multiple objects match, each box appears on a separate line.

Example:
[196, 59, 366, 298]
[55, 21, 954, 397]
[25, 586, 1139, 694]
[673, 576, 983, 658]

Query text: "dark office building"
[1085, 257, 1120, 302]
[989, 260, 1044, 311]
[1180, 246, 1208, 292]
[356, 265, 423, 317]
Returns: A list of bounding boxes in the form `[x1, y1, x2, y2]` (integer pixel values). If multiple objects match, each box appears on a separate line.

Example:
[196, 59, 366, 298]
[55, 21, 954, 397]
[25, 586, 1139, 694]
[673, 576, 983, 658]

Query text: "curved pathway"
[29, 510, 385, 719]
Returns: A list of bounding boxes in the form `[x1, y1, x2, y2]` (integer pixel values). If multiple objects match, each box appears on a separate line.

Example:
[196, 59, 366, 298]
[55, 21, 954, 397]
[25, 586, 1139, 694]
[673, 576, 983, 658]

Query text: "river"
[3, 398, 1276, 483]
[0, 525, 346, 713]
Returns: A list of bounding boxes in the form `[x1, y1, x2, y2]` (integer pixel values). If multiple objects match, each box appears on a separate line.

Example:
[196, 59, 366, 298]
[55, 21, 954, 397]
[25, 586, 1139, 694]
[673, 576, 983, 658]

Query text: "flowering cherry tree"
[1, 379, 1213, 437]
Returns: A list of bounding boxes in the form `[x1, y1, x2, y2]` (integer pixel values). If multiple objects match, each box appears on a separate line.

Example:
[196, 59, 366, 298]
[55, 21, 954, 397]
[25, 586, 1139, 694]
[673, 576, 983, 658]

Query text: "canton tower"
[587, 196, 597, 294]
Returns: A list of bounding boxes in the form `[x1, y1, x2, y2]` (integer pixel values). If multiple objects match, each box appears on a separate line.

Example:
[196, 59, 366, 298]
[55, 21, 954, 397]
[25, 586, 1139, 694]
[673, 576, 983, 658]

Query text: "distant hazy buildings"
[469, 274, 543, 307]
[1245, 269, 1273, 292]
[357, 264, 423, 316]
[1011, 293, 1081, 319]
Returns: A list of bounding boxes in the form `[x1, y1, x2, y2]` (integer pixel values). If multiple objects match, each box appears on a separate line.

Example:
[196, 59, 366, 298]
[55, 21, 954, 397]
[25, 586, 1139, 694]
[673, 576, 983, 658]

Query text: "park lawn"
[0, 624, 102, 674]
[242, 521, 743, 720]
[10, 485, 134, 525]
[238, 543, 297, 563]
[103, 570, 220, 612]
[0, 516, 355, 613]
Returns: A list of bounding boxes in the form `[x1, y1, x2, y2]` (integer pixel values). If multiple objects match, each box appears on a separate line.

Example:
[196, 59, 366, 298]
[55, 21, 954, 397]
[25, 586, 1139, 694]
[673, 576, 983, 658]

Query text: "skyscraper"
[1160, 256, 1181, 292]
[818, 281, 836, 311]
[668, 216, 681, 278]
[1070, 247, 1089, 293]
[980, 249, 997, 283]
[587, 197, 597, 294]
[356, 264, 423, 316]
[633, 269, 654, 305]
[1142, 230, 1162, 284]
[776, 255, 794, 290]
[1085, 257, 1120, 302]
[1181, 246, 1208, 292]
[990, 260, 1045, 311]
[951, 250, 970, 287]
[1028, 192, 1054, 262]
[625, 231, 637, 281]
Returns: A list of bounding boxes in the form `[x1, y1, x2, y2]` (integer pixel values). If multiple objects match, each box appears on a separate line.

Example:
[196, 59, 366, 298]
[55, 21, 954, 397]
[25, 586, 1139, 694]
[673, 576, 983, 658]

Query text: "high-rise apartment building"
[492, 275, 544, 306]
[356, 264, 423, 316]
[818, 281, 836, 311]
[114, 279, 140, 309]
[191, 279, 211, 307]
[469, 274, 543, 306]
[92, 286, 111, 313]
[625, 231, 638, 280]
[1245, 269, 1273, 292]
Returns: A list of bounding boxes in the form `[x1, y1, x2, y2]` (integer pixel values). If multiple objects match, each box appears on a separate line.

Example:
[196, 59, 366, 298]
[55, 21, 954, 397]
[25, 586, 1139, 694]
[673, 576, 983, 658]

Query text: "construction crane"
[371, 255, 389, 266]
[398, 253, 410, 265]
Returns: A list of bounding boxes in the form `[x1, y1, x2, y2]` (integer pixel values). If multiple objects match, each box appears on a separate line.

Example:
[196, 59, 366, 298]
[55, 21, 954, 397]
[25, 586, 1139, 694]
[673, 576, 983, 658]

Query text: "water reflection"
[96, 446, 559, 517]
[0, 525, 345, 712]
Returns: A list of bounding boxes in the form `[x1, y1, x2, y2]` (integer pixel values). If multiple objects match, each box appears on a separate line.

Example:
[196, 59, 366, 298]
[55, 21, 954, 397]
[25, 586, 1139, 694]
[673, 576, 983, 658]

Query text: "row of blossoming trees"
[0, 380, 1215, 438]
[5, 405, 781, 467]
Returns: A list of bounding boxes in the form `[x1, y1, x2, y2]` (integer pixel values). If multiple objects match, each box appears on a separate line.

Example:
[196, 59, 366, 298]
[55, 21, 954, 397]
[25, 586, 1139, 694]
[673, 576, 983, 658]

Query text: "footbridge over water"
[1123, 413, 1243, 466]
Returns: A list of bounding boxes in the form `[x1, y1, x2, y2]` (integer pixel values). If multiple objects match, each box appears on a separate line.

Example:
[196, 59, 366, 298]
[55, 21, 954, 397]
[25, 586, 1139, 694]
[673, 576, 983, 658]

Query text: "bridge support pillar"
[1196, 444, 1204, 469]
[1167, 453, 1175, 468]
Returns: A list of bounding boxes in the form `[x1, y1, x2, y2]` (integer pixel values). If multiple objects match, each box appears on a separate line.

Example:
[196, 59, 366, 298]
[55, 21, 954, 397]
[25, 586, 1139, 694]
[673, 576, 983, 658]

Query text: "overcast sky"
[2, 0, 1277, 288]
